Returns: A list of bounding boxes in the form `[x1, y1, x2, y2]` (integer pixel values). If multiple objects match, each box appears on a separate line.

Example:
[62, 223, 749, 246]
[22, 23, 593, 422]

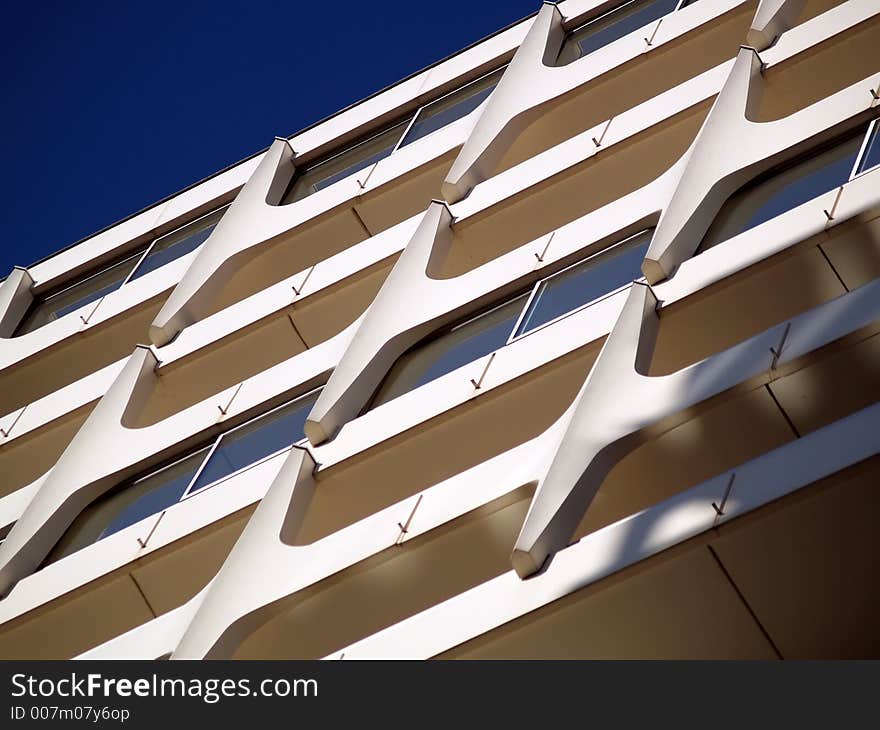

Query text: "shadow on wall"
[442, 454, 880, 659]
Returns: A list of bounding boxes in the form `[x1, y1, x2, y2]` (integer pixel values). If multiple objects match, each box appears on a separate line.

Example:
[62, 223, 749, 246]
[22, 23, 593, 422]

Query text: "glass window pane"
[128, 205, 228, 281]
[515, 233, 651, 337]
[399, 69, 503, 148]
[43, 449, 209, 565]
[699, 132, 863, 252]
[99, 450, 209, 538]
[280, 121, 411, 205]
[187, 392, 318, 494]
[371, 295, 527, 408]
[856, 122, 880, 175]
[557, 0, 682, 65]
[14, 252, 143, 336]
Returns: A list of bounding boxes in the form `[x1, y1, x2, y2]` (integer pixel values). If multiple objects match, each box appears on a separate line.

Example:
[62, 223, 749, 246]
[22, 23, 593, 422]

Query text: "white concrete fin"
[0, 345, 158, 596]
[442, 2, 564, 202]
[149, 138, 295, 346]
[304, 201, 454, 444]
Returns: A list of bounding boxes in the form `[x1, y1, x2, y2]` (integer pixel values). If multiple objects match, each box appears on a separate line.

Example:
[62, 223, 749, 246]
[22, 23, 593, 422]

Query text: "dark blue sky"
[0, 0, 536, 277]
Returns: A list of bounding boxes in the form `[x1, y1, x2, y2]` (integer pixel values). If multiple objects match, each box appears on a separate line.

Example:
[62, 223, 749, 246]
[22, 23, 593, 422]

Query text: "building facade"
[0, 0, 877, 659]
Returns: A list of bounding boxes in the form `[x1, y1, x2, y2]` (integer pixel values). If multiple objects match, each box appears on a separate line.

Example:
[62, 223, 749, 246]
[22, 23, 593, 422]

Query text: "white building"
[0, 0, 877, 659]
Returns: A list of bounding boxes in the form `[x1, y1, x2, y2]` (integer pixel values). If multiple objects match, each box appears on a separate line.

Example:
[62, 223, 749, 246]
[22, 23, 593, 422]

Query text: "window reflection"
[370, 296, 527, 408]
[398, 69, 503, 148]
[280, 68, 503, 205]
[515, 232, 650, 337]
[43, 389, 320, 565]
[370, 231, 651, 409]
[128, 205, 228, 281]
[557, 0, 687, 66]
[14, 252, 144, 336]
[13, 204, 229, 337]
[855, 121, 880, 176]
[280, 122, 410, 205]
[187, 395, 316, 494]
[699, 131, 864, 253]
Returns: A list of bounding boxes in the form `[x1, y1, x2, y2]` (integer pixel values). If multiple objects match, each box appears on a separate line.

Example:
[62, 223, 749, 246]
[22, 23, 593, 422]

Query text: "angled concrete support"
[511, 275, 880, 578]
[747, 0, 807, 50]
[149, 138, 295, 346]
[0, 267, 34, 338]
[172, 446, 316, 659]
[304, 201, 454, 444]
[642, 47, 763, 283]
[644, 20, 880, 285]
[442, 2, 564, 202]
[0, 346, 158, 596]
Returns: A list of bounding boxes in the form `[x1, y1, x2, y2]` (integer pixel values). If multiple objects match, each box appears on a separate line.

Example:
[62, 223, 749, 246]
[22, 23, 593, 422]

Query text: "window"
[280, 68, 504, 205]
[14, 252, 146, 336]
[512, 231, 651, 337]
[14, 205, 228, 336]
[127, 205, 228, 282]
[43, 388, 319, 564]
[557, 0, 697, 66]
[699, 122, 878, 253]
[855, 118, 880, 177]
[369, 230, 650, 409]
[370, 296, 528, 408]
[396, 70, 502, 148]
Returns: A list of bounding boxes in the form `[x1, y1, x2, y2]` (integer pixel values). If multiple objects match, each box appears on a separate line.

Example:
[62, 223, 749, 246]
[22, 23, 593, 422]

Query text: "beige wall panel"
[753, 15, 880, 122]
[130, 314, 307, 428]
[0, 505, 255, 658]
[439, 102, 711, 279]
[0, 296, 164, 416]
[0, 407, 92, 499]
[354, 153, 457, 235]
[131, 506, 255, 616]
[204, 208, 370, 317]
[440, 543, 777, 659]
[290, 341, 602, 545]
[234, 486, 534, 659]
[0, 573, 153, 660]
[712, 456, 880, 658]
[794, 0, 849, 26]
[650, 244, 845, 374]
[290, 256, 398, 346]
[768, 331, 880, 435]
[821, 210, 880, 291]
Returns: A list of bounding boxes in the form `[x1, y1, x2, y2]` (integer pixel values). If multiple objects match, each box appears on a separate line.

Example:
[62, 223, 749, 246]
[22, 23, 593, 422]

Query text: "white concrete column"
[643, 22, 880, 285]
[149, 138, 295, 346]
[512, 279, 794, 577]
[642, 47, 763, 283]
[442, 2, 565, 202]
[0, 346, 158, 596]
[172, 446, 316, 658]
[747, 0, 807, 50]
[304, 201, 455, 444]
[0, 267, 34, 338]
